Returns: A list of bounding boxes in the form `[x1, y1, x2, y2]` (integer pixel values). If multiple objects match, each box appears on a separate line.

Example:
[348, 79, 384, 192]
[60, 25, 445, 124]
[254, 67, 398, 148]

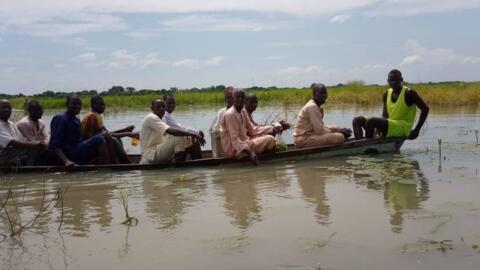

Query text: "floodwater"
[1, 104, 479, 270]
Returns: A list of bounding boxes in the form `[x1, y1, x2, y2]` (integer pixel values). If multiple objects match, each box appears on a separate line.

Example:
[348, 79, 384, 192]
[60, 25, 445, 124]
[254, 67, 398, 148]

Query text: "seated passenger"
[140, 99, 205, 164]
[220, 90, 284, 164]
[0, 99, 47, 166]
[163, 94, 205, 160]
[81, 95, 139, 164]
[49, 94, 111, 166]
[244, 92, 291, 131]
[293, 83, 351, 149]
[209, 87, 234, 158]
[352, 69, 429, 140]
[16, 100, 49, 144]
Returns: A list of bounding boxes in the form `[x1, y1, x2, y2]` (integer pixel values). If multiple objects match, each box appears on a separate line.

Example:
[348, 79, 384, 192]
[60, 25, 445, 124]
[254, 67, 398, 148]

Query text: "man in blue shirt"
[49, 94, 111, 166]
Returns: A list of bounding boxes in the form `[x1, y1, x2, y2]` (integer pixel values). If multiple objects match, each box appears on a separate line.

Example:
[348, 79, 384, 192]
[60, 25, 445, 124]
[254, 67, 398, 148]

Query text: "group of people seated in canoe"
[0, 69, 428, 167]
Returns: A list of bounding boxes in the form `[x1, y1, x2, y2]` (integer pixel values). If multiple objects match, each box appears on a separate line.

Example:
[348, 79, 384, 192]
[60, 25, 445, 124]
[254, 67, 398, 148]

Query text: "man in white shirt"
[209, 87, 234, 158]
[0, 99, 46, 166]
[163, 94, 205, 160]
[140, 99, 205, 164]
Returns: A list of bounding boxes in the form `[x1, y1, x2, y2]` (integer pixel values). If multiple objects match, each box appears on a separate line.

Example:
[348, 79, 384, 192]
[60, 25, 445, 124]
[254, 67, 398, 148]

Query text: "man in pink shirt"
[293, 83, 351, 148]
[220, 90, 283, 164]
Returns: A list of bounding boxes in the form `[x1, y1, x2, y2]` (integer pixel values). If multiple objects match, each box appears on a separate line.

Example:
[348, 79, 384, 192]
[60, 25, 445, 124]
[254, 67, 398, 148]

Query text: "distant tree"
[215, 85, 225, 91]
[126, 87, 136, 94]
[107, 86, 126, 95]
[346, 80, 365, 86]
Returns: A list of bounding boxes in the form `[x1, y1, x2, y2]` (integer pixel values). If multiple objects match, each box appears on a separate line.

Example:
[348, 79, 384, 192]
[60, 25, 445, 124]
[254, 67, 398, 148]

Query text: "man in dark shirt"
[49, 94, 111, 166]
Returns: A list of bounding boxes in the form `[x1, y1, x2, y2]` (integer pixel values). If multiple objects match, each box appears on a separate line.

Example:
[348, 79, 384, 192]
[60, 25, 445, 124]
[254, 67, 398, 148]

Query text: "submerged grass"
[9, 82, 480, 109]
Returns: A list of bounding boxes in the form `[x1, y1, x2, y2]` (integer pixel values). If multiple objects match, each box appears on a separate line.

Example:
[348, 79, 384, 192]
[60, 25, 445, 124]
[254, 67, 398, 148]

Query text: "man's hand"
[273, 125, 284, 135]
[125, 125, 135, 132]
[335, 128, 352, 139]
[100, 130, 111, 138]
[408, 129, 420, 140]
[279, 120, 291, 130]
[35, 142, 48, 150]
[195, 134, 206, 146]
[128, 132, 140, 139]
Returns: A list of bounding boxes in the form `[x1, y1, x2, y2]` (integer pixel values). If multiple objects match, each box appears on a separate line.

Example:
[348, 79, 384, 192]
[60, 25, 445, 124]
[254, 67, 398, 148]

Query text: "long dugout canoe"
[1, 137, 405, 174]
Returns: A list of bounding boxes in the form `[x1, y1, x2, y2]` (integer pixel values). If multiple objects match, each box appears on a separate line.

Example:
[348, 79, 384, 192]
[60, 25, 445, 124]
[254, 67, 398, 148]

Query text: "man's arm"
[408, 90, 429, 140]
[8, 139, 45, 149]
[382, 91, 388, 118]
[165, 127, 205, 145]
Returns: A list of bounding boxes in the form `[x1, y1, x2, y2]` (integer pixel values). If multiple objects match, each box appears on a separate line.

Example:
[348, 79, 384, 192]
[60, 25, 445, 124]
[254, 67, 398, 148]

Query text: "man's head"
[27, 100, 43, 121]
[90, 95, 105, 114]
[245, 93, 258, 113]
[224, 87, 234, 108]
[0, 99, 12, 121]
[163, 94, 176, 113]
[312, 83, 328, 105]
[387, 69, 403, 90]
[233, 89, 246, 111]
[66, 94, 82, 115]
[151, 99, 166, 119]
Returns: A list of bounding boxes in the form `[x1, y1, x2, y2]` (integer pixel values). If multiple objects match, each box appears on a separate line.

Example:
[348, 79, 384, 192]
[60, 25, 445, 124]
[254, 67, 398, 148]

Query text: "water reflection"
[347, 155, 430, 233]
[141, 170, 208, 229]
[213, 167, 263, 230]
[294, 165, 331, 225]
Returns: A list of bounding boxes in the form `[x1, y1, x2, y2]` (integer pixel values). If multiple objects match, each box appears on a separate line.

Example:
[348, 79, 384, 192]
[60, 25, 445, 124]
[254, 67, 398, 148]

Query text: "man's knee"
[332, 133, 345, 145]
[352, 116, 366, 127]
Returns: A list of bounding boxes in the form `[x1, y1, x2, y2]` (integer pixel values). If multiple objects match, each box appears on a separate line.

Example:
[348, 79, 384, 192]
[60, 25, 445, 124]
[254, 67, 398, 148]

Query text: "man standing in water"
[209, 87, 234, 158]
[163, 94, 205, 160]
[352, 69, 429, 139]
[293, 83, 351, 149]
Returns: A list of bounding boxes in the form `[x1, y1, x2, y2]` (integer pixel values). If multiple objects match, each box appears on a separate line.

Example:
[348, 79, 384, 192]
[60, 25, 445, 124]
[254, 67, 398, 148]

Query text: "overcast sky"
[0, 0, 479, 94]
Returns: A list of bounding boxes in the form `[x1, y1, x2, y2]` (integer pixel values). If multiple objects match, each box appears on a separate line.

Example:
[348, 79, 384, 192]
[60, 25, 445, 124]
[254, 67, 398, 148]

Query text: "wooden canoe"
[1, 137, 405, 174]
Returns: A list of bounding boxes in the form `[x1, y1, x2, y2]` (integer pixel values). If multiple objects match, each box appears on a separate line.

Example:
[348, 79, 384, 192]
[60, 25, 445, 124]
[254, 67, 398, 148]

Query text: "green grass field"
[9, 82, 480, 110]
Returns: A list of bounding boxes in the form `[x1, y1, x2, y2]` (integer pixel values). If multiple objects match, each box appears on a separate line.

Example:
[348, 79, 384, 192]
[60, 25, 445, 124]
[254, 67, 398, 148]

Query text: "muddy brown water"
[1, 105, 479, 270]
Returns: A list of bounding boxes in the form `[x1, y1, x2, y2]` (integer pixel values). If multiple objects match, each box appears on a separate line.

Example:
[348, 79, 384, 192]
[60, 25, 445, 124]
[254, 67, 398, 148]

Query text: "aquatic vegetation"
[119, 189, 138, 226]
[8, 81, 480, 109]
[297, 232, 336, 250]
[0, 179, 69, 237]
[401, 238, 453, 253]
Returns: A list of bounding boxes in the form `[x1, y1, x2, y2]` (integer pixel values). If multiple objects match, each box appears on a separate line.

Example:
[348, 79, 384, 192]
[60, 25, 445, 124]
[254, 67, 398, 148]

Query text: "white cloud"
[173, 56, 224, 69]
[173, 58, 200, 69]
[126, 30, 162, 41]
[1, 1, 478, 37]
[400, 40, 480, 66]
[263, 40, 327, 48]
[348, 63, 386, 73]
[52, 37, 88, 46]
[112, 49, 137, 62]
[160, 15, 292, 32]
[276, 65, 337, 76]
[330, 14, 351, 23]
[71, 52, 96, 62]
[367, 0, 480, 16]
[1, 13, 128, 37]
[2, 67, 17, 73]
[53, 63, 66, 69]
[108, 49, 163, 69]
